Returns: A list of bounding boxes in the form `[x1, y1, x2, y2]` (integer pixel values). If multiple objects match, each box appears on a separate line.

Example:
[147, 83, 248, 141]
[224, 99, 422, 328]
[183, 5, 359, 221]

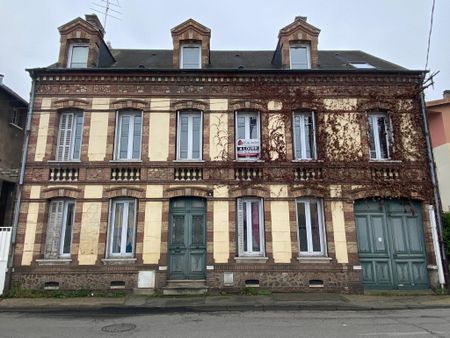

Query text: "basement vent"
[44, 281, 60, 290]
[245, 279, 260, 287]
[110, 281, 126, 289]
[309, 279, 324, 288]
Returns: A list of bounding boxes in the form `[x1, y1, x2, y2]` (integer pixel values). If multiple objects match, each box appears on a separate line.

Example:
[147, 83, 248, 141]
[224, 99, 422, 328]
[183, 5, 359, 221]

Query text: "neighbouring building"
[0, 74, 27, 294]
[10, 14, 446, 293]
[427, 91, 450, 212]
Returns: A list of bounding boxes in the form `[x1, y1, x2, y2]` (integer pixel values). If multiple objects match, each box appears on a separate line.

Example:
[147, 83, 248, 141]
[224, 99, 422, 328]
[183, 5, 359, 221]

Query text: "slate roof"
[107, 49, 407, 71]
[0, 83, 28, 107]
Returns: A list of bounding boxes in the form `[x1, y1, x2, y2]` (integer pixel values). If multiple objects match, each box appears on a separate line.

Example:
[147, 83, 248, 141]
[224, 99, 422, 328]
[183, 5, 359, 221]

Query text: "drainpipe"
[6, 72, 36, 289]
[419, 72, 449, 289]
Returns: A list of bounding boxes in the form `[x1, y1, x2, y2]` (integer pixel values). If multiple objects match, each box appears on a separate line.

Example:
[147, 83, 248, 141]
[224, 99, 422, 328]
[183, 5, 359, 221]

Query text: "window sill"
[173, 160, 205, 163]
[297, 256, 332, 264]
[109, 160, 143, 163]
[234, 256, 268, 264]
[47, 160, 81, 163]
[9, 122, 23, 131]
[291, 159, 323, 163]
[369, 159, 401, 163]
[233, 159, 264, 163]
[101, 258, 137, 265]
[36, 258, 72, 266]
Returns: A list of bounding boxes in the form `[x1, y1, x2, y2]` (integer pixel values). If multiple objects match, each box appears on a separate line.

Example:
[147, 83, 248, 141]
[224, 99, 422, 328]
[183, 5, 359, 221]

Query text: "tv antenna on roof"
[90, 0, 122, 30]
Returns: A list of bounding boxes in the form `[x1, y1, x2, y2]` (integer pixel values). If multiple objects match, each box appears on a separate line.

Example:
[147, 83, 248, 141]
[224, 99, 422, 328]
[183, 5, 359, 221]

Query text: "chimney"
[443, 90, 450, 99]
[85, 14, 105, 35]
[0, 74, 3, 84]
[295, 16, 307, 22]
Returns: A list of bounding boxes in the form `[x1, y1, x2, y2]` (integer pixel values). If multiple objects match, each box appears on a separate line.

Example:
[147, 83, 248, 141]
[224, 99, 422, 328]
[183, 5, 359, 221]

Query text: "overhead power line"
[424, 0, 436, 71]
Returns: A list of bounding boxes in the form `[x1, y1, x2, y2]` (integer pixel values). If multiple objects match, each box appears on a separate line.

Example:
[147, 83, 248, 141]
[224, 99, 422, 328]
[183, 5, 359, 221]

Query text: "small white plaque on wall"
[353, 265, 362, 270]
[206, 265, 214, 270]
[158, 266, 167, 271]
[138, 270, 155, 289]
[223, 272, 234, 286]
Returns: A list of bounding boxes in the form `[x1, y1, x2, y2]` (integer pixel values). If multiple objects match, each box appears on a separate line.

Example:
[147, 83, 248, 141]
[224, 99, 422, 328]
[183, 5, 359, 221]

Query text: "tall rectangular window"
[56, 111, 84, 161]
[115, 111, 142, 160]
[181, 45, 201, 69]
[177, 111, 202, 160]
[293, 112, 316, 160]
[44, 200, 74, 259]
[296, 198, 326, 256]
[68, 44, 89, 68]
[235, 112, 260, 160]
[108, 199, 136, 257]
[290, 44, 310, 69]
[368, 113, 391, 160]
[237, 198, 264, 256]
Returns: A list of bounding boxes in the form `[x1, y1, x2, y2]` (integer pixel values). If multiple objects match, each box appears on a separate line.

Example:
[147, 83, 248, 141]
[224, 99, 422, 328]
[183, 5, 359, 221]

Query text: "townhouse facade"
[10, 14, 446, 293]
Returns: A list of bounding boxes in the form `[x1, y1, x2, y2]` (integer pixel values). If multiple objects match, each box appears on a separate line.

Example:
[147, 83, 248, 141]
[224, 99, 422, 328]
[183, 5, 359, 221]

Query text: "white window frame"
[180, 44, 201, 69]
[289, 44, 311, 69]
[45, 199, 74, 259]
[237, 197, 265, 257]
[56, 111, 84, 161]
[107, 199, 137, 258]
[296, 198, 326, 256]
[114, 110, 143, 161]
[368, 112, 392, 160]
[293, 111, 316, 160]
[176, 110, 203, 161]
[67, 43, 89, 68]
[235, 111, 261, 161]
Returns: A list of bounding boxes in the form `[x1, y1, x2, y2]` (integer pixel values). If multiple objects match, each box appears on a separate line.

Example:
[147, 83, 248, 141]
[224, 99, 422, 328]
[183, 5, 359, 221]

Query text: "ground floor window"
[296, 198, 326, 256]
[44, 199, 74, 259]
[108, 199, 137, 257]
[237, 197, 264, 256]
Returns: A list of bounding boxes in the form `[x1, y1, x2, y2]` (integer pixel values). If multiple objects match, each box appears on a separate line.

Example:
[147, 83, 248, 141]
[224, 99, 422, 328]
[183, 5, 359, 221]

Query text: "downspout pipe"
[419, 72, 449, 289]
[6, 73, 36, 289]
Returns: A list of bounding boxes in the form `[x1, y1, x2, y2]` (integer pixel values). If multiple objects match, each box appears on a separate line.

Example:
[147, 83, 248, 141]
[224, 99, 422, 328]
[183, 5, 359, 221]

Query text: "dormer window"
[181, 44, 201, 69]
[68, 43, 89, 68]
[290, 44, 310, 69]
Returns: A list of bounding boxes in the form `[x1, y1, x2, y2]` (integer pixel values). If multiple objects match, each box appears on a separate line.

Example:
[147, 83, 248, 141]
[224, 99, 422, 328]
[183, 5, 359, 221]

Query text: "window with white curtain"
[368, 112, 392, 160]
[296, 198, 326, 256]
[44, 199, 74, 259]
[177, 111, 202, 160]
[115, 111, 142, 160]
[293, 111, 316, 160]
[108, 199, 137, 257]
[237, 198, 265, 256]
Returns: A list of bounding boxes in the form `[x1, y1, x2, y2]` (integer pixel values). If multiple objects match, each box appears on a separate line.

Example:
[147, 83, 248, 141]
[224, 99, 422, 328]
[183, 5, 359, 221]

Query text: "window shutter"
[179, 115, 189, 159]
[44, 200, 64, 259]
[119, 115, 130, 159]
[293, 114, 302, 159]
[192, 115, 201, 159]
[368, 116, 377, 159]
[237, 199, 244, 256]
[56, 113, 74, 161]
[132, 114, 142, 159]
[72, 113, 83, 160]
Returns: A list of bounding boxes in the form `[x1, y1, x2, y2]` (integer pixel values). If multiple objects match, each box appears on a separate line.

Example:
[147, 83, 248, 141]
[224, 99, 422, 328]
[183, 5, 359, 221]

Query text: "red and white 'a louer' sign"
[236, 139, 260, 159]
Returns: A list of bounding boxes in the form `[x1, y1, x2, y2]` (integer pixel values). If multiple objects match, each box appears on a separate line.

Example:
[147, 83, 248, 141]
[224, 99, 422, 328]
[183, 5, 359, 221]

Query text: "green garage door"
[354, 199, 429, 290]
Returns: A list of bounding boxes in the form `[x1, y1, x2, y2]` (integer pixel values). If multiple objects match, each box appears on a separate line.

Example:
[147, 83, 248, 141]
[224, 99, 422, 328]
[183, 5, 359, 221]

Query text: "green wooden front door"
[168, 198, 206, 280]
[354, 199, 428, 290]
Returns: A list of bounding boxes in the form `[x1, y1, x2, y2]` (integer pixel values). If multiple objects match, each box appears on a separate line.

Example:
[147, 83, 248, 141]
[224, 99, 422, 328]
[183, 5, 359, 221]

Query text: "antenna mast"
[90, 0, 122, 30]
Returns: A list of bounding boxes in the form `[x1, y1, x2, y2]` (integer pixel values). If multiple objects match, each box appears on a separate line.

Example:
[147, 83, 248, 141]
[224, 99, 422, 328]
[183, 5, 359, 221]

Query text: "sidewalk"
[1, 293, 450, 313]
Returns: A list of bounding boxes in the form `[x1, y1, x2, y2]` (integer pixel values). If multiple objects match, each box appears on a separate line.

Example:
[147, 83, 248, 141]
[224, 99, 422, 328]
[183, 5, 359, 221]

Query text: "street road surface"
[0, 309, 449, 337]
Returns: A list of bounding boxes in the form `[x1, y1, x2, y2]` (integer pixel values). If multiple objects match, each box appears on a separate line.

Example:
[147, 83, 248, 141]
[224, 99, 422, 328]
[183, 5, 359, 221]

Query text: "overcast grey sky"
[0, 0, 448, 101]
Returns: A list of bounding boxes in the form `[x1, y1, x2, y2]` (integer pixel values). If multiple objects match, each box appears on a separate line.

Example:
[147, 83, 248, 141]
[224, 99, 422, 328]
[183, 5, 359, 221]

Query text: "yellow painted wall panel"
[34, 112, 50, 161]
[21, 203, 39, 266]
[150, 98, 171, 111]
[29, 186, 41, 199]
[270, 185, 288, 198]
[149, 112, 170, 161]
[213, 201, 229, 263]
[142, 201, 163, 264]
[91, 98, 110, 110]
[268, 113, 286, 161]
[209, 112, 228, 161]
[87, 112, 109, 161]
[146, 185, 164, 198]
[78, 202, 102, 265]
[270, 201, 292, 263]
[213, 185, 229, 198]
[41, 98, 52, 109]
[331, 201, 349, 264]
[84, 185, 103, 199]
[323, 98, 358, 111]
[267, 100, 282, 111]
[209, 99, 228, 111]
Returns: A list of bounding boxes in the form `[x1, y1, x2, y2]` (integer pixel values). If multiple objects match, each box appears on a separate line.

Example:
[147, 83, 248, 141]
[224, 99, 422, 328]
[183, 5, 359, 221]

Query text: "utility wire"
[424, 0, 436, 71]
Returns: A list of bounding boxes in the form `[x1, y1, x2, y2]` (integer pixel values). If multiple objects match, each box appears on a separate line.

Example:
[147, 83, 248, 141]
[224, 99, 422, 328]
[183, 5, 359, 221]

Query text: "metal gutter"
[6, 76, 36, 289]
[419, 73, 449, 289]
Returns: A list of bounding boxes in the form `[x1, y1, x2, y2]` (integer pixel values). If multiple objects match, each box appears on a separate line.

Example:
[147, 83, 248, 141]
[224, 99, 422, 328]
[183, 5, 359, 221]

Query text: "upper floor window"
[115, 111, 142, 161]
[290, 44, 310, 69]
[56, 111, 84, 161]
[181, 44, 201, 69]
[296, 198, 326, 256]
[107, 199, 137, 258]
[236, 111, 260, 161]
[68, 43, 89, 68]
[44, 199, 74, 259]
[177, 111, 202, 160]
[293, 112, 316, 160]
[9, 109, 23, 129]
[368, 112, 392, 160]
[237, 197, 265, 257]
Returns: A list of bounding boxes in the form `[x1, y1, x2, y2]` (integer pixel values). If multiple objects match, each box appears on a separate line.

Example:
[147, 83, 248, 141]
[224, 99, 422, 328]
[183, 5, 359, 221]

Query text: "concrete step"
[162, 280, 208, 295]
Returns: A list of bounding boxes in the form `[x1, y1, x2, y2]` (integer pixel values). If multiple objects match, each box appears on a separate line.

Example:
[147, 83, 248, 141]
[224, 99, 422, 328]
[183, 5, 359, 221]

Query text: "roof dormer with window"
[171, 19, 211, 69]
[275, 16, 320, 69]
[57, 14, 114, 68]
